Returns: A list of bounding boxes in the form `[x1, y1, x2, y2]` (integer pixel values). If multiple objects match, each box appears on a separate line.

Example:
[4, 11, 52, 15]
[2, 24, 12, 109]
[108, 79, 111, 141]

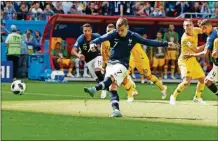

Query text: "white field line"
[2, 91, 97, 99]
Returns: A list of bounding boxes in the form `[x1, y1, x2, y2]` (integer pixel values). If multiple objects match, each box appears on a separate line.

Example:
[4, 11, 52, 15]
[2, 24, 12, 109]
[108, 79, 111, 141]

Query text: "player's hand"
[212, 49, 218, 58]
[79, 54, 85, 61]
[183, 53, 195, 60]
[168, 42, 178, 49]
[88, 43, 97, 52]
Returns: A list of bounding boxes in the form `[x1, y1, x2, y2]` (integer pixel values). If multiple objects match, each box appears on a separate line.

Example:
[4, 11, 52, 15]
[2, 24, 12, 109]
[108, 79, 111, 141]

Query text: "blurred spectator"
[3, 1, 16, 20]
[144, 2, 153, 16]
[43, 4, 54, 20]
[165, 1, 177, 17]
[151, 7, 165, 17]
[62, 2, 73, 14]
[5, 25, 22, 79]
[101, 2, 109, 15]
[53, 2, 64, 14]
[34, 30, 41, 52]
[1, 18, 9, 42]
[85, 2, 100, 15]
[17, 3, 28, 20]
[211, 7, 218, 19]
[174, 2, 189, 17]
[109, 1, 123, 16]
[189, 2, 201, 18]
[135, 2, 146, 16]
[29, 2, 43, 20]
[154, 1, 165, 9]
[201, 2, 212, 18]
[23, 29, 34, 54]
[208, 1, 216, 12]
[122, 1, 134, 16]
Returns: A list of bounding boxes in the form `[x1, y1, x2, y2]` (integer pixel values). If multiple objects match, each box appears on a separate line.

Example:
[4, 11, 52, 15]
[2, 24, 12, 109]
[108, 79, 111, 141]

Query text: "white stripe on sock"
[111, 100, 119, 104]
[100, 82, 105, 89]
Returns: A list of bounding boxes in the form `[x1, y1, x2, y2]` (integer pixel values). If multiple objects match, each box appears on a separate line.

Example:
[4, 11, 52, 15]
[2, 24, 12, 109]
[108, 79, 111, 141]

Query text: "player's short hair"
[183, 19, 193, 25]
[107, 24, 115, 29]
[56, 42, 61, 45]
[82, 23, 92, 29]
[198, 19, 211, 27]
[116, 18, 128, 27]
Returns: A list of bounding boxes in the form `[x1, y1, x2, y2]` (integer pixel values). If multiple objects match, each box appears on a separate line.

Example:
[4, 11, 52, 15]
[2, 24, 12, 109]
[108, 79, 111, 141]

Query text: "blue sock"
[95, 77, 112, 91]
[110, 90, 120, 110]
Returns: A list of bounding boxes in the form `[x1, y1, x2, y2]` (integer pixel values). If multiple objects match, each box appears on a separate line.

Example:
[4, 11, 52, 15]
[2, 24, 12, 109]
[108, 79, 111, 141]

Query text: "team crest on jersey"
[128, 39, 132, 45]
[187, 41, 192, 47]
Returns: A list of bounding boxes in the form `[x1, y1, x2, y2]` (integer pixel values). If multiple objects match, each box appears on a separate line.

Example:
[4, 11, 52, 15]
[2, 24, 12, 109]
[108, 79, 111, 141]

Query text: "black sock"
[207, 83, 218, 96]
[110, 90, 120, 110]
[95, 77, 112, 91]
[95, 71, 104, 82]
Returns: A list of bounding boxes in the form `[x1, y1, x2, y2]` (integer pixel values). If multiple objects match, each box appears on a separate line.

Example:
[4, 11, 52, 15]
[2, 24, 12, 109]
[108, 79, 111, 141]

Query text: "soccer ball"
[11, 80, 26, 95]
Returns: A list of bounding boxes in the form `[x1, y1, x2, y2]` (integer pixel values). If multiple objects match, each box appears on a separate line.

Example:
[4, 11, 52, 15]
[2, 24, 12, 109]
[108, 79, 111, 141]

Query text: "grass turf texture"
[1, 81, 218, 140]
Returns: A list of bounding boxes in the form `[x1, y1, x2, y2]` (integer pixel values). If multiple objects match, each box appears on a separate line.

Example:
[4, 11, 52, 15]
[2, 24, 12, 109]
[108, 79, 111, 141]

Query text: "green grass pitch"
[1, 81, 218, 140]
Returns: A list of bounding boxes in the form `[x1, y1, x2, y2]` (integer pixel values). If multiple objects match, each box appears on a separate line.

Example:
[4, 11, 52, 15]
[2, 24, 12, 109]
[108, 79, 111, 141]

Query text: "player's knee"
[182, 80, 190, 87]
[109, 83, 117, 91]
[205, 79, 212, 86]
[145, 75, 152, 80]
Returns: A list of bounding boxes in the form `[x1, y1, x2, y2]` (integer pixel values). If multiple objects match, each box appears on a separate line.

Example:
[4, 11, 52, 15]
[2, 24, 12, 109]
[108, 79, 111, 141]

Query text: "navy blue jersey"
[206, 28, 218, 65]
[91, 30, 168, 68]
[74, 33, 101, 62]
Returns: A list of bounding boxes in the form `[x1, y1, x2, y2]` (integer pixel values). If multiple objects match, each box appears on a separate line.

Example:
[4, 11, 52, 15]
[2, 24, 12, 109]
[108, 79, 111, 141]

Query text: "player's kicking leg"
[84, 63, 127, 117]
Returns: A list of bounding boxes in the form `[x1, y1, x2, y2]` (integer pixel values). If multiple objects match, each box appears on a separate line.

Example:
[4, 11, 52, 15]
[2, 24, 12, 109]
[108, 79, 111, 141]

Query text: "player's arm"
[91, 31, 115, 45]
[193, 27, 203, 34]
[134, 33, 171, 47]
[72, 36, 85, 60]
[212, 39, 218, 58]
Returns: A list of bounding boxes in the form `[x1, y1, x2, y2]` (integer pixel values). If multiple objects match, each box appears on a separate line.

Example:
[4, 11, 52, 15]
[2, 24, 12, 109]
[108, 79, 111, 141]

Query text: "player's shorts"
[152, 57, 165, 67]
[178, 57, 205, 79]
[166, 50, 177, 60]
[105, 63, 128, 86]
[57, 58, 71, 66]
[86, 56, 103, 79]
[206, 64, 218, 82]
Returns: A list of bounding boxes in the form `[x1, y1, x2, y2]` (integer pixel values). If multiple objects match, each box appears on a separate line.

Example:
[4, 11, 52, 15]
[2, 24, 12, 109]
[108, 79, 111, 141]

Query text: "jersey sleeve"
[73, 35, 83, 49]
[134, 33, 168, 47]
[91, 31, 115, 44]
[205, 37, 214, 50]
[193, 27, 203, 35]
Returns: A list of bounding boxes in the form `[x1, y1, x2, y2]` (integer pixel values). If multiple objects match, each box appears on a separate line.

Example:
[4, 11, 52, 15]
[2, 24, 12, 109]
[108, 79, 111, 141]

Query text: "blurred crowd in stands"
[1, 1, 218, 20]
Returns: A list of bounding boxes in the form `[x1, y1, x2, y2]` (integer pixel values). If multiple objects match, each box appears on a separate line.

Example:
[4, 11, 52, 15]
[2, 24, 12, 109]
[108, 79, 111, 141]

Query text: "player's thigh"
[158, 58, 165, 67]
[192, 62, 205, 79]
[129, 58, 136, 69]
[136, 58, 151, 76]
[179, 64, 191, 79]
[206, 64, 218, 82]
[94, 56, 103, 69]
[105, 63, 128, 86]
[152, 57, 158, 68]
[62, 59, 71, 66]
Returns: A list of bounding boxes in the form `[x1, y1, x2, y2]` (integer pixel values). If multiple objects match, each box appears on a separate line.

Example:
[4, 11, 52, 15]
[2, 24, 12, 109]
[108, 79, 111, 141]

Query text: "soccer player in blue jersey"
[72, 23, 107, 98]
[185, 19, 218, 97]
[84, 18, 177, 117]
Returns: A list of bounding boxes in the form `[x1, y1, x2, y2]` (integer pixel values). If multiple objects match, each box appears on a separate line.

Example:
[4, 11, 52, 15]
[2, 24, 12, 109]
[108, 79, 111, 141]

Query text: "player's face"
[201, 25, 213, 35]
[183, 22, 193, 33]
[117, 25, 128, 37]
[157, 33, 162, 39]
[83, 27, 92, 38]
[55, 43, 61, 49]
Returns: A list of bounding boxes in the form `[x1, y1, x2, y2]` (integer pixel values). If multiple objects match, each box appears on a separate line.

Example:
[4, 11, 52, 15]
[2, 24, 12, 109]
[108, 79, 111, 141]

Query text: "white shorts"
[206, 64, 218, 82]
[86, 56, 103, 79]
[105, 63, 128, 86]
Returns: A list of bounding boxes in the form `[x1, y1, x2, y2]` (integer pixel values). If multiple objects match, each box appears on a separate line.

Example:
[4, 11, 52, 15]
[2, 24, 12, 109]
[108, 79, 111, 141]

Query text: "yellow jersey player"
[185, 19, 218, 97]
[152, 31, 167, 84]
[101, 24, 138, 102]
[169, 19, 206, 105]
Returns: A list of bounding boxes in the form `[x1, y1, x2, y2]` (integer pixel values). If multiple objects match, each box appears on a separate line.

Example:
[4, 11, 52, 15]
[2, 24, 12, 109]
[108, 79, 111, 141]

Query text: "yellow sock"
[60, 68, 64, 72]
[171, 65, 175, 76]
[150, 75, 164, 90]
[164, 65, 168, 76]
[123, 79, 133, 98]
[195, 82, 205, 98]
[173, 82, 187, 98]
[68, 68, 73, 74]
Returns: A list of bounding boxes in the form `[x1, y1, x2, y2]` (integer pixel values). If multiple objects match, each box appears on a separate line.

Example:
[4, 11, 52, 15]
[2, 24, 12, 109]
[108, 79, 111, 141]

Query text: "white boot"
[100, 90, 107, 99]
[169, 95, 176, 105]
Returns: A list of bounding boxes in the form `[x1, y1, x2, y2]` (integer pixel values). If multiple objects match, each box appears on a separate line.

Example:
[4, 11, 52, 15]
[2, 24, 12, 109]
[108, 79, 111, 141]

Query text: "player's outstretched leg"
[146, 74, 167, 99]
[84, 77, 113, 97]
[109, 89, 122, 117]
[95, 70, 107, 99]
[169, 77, 190, 105]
